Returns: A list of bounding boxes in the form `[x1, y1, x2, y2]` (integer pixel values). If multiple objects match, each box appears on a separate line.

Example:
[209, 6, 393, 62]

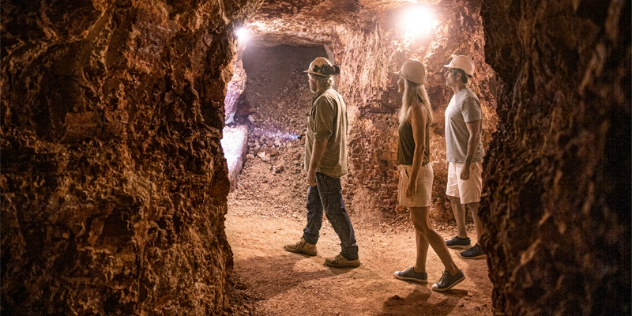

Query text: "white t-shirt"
[445, 88, 485, 163]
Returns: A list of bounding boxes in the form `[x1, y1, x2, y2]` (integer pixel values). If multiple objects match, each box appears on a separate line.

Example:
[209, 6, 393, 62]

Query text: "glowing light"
[236, 27, 250, 42]
[400, 6, 438, 38]
[221, 125, 249, 176]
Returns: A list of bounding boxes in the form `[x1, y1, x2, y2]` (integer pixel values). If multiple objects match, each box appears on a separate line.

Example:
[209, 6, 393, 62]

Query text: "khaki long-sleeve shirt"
[304, 87, 348, 178]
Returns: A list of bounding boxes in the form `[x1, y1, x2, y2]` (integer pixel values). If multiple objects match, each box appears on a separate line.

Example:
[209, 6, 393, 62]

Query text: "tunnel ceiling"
[247, 0, 443, 45]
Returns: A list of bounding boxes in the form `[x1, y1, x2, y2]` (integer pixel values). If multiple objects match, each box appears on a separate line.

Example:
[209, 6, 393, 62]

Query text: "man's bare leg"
[468, 202, 484, 243]
[449, 196, 468, 238]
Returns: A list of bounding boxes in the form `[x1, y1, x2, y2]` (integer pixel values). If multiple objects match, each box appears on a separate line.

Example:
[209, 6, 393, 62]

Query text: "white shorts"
[398, 164, 433, 207]
[446, 161, 482, 204]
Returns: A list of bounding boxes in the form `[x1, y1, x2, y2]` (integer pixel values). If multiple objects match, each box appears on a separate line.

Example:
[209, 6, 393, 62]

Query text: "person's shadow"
[231, 253, 343, 299]
[380, 286, 468, 316]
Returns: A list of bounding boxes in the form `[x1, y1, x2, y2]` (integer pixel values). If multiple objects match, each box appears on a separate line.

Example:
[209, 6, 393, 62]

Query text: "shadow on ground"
[379, 286, 468, 316]
[232, 252, 338, 300]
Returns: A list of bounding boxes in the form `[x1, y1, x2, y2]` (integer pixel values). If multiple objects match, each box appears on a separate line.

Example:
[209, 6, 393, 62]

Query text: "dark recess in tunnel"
[234, 43, 329, 125]
[224, 43, 328, 202]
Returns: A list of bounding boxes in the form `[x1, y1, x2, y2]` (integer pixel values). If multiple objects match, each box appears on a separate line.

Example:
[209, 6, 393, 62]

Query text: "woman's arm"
[406, 103, 428, 197]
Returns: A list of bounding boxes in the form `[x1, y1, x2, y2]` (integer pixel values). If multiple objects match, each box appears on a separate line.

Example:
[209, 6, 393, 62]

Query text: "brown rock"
[273, 165, 285, 174]
[0, 0, 260, 314]
[481, 0, 630, 314]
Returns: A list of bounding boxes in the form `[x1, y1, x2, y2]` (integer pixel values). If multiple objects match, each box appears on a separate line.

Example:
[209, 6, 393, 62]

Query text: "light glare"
[236, 27, 250, 42]
[401, 6, 437, 38]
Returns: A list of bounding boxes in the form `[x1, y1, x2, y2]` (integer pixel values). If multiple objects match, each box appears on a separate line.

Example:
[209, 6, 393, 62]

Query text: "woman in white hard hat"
[393, 59, 466, 292]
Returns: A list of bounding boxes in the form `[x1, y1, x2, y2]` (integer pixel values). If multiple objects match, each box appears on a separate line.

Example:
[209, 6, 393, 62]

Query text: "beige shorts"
[398, 164, 433, 207]
[446, 161, 483, 204]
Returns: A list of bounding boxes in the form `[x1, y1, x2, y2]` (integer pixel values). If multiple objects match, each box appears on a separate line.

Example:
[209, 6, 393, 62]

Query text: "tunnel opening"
[222, 1, 503, 313]
[224, 43, 329, 214]
[222, 26, 500, 227]
[222, 0, 504, 309]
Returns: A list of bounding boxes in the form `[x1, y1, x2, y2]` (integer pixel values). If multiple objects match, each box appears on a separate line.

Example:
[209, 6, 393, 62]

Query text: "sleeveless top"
[397, 107, 430, 166]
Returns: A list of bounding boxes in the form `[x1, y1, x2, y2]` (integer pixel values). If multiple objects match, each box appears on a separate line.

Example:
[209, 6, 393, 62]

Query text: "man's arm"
[460, 119, 481, 180]
[308, 139, 328, 186]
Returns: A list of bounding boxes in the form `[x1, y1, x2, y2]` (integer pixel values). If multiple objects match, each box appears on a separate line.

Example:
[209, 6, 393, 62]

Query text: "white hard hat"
[444, 55, 475, 76]
[395, 59, 426, 84]
[304, 57, 340, 77]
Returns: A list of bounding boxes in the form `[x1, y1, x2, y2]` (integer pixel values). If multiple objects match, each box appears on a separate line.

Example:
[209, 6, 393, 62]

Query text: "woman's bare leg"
[410, 206, 459, 275]
[414, 224, 429, 273]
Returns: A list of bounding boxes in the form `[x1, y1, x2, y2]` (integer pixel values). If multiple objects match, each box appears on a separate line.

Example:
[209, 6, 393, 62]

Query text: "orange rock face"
[1, 0, 258, 314]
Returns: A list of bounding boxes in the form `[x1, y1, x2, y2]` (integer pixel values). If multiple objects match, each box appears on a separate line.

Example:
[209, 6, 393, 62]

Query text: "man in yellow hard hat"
[284, 57, 360, 268]
[442, 55, 487, 259]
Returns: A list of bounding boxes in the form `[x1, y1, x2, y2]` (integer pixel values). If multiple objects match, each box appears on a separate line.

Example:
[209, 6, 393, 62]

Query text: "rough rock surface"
[1, 0, 258, 314]
[224, 58, 248, 125]
[480, 0, 631, 314]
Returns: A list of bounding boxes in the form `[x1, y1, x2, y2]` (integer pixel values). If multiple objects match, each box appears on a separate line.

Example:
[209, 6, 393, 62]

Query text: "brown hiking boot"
[324, 254, 361, 268]
[284, 237, 317, 256]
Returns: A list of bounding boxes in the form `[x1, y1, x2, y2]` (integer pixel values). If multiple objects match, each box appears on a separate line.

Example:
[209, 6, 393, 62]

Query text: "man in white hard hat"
[284, 57, 360, 268]
[442, 55, 487, 259]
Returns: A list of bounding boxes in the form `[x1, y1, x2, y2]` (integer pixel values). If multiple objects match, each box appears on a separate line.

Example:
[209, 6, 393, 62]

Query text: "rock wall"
[480, 0, 631, 314]
[1, 0, 259, 314]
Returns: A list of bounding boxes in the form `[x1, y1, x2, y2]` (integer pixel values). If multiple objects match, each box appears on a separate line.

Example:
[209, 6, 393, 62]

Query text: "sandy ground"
[225, 206, 493, 316]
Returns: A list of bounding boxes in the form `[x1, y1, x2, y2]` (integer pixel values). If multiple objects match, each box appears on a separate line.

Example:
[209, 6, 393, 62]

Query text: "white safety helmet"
[304, 57, 340, 77]
[444, 55, 475, 76]
[395, 59, 427, 84]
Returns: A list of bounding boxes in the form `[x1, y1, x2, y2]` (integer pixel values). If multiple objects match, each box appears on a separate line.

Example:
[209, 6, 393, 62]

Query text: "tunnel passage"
[236, 0, 500, 225]
[2, 0, 628, 315]
[224, 43, 329, 215]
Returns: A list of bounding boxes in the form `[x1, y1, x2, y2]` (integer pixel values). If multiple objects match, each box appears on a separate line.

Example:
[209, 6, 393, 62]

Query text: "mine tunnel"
[222, 43, 328, 199]
[1, 0, 629, 315]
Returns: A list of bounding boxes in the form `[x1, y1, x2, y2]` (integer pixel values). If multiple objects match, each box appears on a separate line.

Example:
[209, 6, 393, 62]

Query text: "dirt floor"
[224, 207, 493, 316]
[223, 44, 493, 315]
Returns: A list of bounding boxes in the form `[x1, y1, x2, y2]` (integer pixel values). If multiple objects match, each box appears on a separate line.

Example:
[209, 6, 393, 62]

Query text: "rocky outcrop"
[480, 0, 631, 314]
[1, 0, 259, 314]
[222, 124, 249, 191]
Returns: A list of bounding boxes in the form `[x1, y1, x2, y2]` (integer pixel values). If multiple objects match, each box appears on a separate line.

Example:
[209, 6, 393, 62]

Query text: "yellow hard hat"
[395, 59, 427, 84]
[304, 57, 340, 77]
[444, 55, 475, 76]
